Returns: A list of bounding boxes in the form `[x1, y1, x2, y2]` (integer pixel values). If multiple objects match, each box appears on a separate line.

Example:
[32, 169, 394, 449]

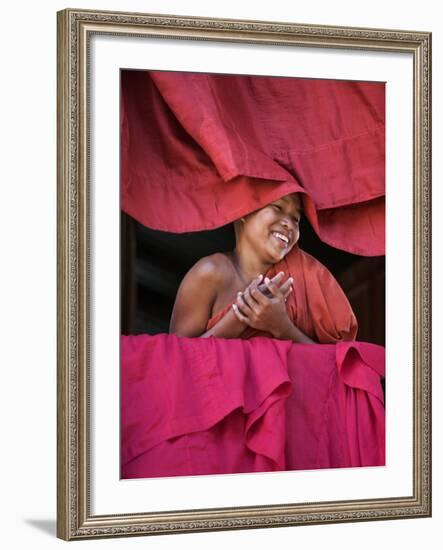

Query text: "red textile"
[121, 70, 385, 255]
[121, 334, 385, 478]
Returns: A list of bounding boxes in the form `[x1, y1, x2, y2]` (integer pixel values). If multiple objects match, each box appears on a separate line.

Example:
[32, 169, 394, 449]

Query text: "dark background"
[121, 212, 385, 346]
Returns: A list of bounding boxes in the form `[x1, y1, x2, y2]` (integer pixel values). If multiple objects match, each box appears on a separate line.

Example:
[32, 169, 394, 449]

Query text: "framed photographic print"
[57, 8, 431, 540]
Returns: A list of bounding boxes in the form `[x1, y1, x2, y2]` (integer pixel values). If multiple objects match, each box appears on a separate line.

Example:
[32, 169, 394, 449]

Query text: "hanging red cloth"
[121, 70, 385, 255]
[121, 334, 385, 478]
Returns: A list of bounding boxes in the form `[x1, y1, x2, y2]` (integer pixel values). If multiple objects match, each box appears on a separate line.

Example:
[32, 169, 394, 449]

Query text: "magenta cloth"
[121, 71, 385, 255]
[121, 334, 385, 478]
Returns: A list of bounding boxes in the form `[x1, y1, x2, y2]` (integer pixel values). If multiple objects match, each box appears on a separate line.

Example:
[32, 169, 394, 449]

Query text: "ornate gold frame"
[57, 8, 431, 540]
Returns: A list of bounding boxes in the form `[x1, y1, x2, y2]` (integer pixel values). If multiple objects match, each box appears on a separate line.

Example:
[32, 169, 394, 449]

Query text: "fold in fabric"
[121, 334, 385, 479]
[121, 334, 293, 475]
[121, 70, 385, 255]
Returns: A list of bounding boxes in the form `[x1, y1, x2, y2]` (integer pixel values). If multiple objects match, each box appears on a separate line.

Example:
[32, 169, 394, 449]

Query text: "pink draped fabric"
[121, 70, 385, 255]
[121, 334, 385, 478]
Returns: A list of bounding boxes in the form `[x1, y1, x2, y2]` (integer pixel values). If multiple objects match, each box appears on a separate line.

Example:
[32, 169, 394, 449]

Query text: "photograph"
[120, 69, 386, 480]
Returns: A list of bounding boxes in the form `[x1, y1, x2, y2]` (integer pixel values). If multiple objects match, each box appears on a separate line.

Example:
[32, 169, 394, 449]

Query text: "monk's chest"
[210, 273, 246, 318]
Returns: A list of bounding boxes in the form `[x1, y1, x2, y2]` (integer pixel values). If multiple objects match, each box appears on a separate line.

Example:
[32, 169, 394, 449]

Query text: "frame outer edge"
[56, 9, 432, 539]
[423, 32, 432, 517]
[415, 32, 432, 517]
[78, 14, 90, 533]
[56, 8, 71, 542]
[428, 32, 432, 519]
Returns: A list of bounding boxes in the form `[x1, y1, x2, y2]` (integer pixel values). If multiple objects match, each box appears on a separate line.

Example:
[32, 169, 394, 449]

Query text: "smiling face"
[240, 193, 302, 263]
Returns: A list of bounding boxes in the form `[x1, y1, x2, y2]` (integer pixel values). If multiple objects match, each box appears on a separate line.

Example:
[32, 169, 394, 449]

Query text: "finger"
[284, 286, 293, 300]
[236, 292, 251, 316]
[243, 276, 262, 297]
[249, 274, 263, 289]
[272, 271, 285, 281]
[232, 303, 249, 324]
[280, 277, 294, 297]
[257, 282, 272, 297]
[242, 288, 260, 314]
[244, 274, 264, 296]
[264, 280, 283, 299]
[266, 271, 285, 286]
[250, 284, 269, 306]
[284, 286, 293, 302]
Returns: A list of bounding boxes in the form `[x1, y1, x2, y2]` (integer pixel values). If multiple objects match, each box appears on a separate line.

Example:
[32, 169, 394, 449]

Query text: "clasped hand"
[232, 272, 293, 337]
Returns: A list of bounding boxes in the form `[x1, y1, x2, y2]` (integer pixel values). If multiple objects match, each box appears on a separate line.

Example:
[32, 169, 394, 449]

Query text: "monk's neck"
[231, 247, 271, 285]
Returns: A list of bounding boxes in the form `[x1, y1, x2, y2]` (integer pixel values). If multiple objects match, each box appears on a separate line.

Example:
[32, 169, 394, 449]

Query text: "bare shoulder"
[185, 252, 235, 284]
[170, 253, 235, 336]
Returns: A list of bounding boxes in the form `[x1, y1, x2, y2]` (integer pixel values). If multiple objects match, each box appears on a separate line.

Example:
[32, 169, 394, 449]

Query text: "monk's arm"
[200, 307, 246, 339]
[271, 321, 315, 344]
[169, 258, 245, 339]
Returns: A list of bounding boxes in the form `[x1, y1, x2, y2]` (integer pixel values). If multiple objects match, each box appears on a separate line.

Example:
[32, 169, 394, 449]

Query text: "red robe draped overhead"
[121, 70, 385, 255]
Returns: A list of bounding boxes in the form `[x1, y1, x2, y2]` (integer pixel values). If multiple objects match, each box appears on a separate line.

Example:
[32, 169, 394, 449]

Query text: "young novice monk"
[169, 193, 357, 343]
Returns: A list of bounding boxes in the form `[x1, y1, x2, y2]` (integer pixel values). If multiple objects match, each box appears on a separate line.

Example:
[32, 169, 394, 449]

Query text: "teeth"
[273, 232, 289, 244]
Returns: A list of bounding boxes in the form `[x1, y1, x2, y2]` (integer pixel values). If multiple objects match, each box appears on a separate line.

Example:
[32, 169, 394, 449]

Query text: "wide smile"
[271, 231, 291, 249]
